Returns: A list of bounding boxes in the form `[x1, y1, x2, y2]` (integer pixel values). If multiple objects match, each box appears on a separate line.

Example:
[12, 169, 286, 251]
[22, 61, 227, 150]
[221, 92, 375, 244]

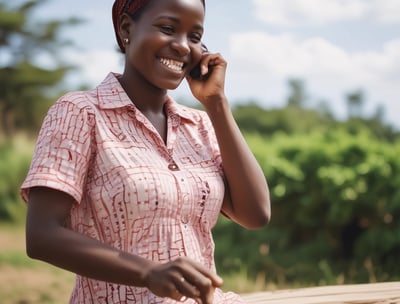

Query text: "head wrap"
[112, 0, 151, 53]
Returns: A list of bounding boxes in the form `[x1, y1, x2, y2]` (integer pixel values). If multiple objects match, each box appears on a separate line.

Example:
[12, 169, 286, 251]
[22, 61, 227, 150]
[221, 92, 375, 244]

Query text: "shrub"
[214, 128, 400, 285]
[0, 137, 33, 223]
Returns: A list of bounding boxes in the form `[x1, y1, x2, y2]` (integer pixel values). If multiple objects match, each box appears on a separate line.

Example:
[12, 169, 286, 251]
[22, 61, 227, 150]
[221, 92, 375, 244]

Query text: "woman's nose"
[171, 36, 190, 56]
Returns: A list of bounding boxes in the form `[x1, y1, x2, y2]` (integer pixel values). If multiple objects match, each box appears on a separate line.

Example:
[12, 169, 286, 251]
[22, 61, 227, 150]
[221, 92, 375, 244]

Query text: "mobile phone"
[189, 63, 202, 79]
[189, 43, 208, 79]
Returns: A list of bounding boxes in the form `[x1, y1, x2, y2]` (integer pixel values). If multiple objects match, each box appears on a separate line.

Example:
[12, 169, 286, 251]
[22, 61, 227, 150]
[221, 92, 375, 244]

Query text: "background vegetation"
[1, 0, 399, 302]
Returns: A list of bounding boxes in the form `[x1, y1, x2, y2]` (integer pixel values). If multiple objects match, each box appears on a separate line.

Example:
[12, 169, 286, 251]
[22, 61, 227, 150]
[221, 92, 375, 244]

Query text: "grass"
[0, 224, 271, 303]
[222, 271, 278, 294]
[0, 224, 75, 304]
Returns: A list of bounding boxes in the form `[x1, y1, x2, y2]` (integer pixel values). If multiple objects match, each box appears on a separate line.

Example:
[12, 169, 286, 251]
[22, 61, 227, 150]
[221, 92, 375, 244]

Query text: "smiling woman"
[21, 0, 271, 303]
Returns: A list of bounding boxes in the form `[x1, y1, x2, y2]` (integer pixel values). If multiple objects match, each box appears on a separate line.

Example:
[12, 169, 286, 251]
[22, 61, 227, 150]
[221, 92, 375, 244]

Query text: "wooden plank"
[241, 282, 400, 304]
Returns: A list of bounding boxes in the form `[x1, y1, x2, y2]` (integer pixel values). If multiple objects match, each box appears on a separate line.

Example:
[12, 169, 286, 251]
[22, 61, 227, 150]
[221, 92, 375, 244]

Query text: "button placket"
[174, 171, 191, 226]
[180, 183, 190, 225]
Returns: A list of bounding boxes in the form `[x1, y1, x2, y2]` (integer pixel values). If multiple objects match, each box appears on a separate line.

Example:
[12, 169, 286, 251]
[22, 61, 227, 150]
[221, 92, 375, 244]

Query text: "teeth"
[160, 58, 184, 71]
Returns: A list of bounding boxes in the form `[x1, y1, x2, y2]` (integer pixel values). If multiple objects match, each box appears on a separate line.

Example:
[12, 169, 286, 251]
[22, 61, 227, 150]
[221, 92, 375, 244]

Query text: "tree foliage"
[287, 78, 307, 108]
[0, 0, 81, 136]
[0, 138, 33, 222]
[214, 129, 400, 284]
[231, 78, 399, 142]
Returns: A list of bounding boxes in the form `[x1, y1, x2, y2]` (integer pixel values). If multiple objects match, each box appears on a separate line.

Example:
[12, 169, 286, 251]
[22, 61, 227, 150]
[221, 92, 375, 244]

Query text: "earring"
[123, 38, 129, 45]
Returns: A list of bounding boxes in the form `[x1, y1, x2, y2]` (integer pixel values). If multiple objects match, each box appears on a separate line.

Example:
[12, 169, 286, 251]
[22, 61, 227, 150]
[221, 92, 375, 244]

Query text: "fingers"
[144, 257, 223, 304]
[200, 53, 226, 74]
[186, 261, 223, 288]
[171, 288, 187, 303]
[175, 257, 223, 287]
[172, 257, 223, 304]
[184, 273, 217, 304]
[174, 273, 212, 304]
[186, 51, 227, 103]
[187, 52, 225, 81]
[151, 279, 190, 303]
[174, 275, 200, 299]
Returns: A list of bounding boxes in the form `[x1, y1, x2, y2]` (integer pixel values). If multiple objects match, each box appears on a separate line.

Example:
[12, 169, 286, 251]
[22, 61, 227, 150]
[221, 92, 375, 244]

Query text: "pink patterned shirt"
[21, 73, 244, 303]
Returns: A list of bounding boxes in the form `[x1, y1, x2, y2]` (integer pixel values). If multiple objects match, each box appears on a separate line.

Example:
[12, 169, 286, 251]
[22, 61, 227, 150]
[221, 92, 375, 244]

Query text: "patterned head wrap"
[112, 0, 206, 53]
[112, 0, 152, 53]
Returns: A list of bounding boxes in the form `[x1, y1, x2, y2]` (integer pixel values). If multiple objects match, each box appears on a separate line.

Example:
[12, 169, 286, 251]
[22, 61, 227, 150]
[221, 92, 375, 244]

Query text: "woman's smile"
[159, 57, 185, 72]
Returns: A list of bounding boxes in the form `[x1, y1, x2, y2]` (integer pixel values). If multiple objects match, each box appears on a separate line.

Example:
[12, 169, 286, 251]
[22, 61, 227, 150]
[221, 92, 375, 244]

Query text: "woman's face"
[124, 0, 205, 90]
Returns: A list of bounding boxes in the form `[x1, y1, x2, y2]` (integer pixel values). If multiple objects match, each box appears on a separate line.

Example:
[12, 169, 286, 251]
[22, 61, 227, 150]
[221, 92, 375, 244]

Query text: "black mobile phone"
[189, 43, 208, 79]
[189, 63, 202, 79]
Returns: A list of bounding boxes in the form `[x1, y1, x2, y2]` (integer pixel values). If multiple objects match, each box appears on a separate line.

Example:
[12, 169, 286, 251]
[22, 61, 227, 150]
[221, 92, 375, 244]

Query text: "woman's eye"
[189, 33, 202, 43]
[190, 33, 202, 43]
[159, 25, 174, 34]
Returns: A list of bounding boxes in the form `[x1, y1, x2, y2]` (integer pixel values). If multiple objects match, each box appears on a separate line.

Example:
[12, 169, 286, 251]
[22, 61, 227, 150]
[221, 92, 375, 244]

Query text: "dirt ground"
[0, 265, 74, 304]
[0, 226, 74, 304]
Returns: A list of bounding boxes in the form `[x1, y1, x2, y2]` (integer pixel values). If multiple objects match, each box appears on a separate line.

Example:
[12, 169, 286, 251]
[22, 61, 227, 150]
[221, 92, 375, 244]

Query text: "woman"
[21, 0, 271, 303]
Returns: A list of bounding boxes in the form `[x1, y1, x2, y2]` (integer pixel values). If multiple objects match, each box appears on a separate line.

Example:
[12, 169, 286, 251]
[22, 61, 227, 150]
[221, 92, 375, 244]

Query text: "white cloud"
[228, 32, 400, 121]
[371, 0, 400, 23]
[230, 32, 400, 83]
[253, 0, 400, 25]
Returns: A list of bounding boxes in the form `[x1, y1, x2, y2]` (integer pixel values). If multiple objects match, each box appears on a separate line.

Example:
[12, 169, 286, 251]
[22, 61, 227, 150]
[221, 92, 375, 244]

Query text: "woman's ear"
[118, 13, 135, 46]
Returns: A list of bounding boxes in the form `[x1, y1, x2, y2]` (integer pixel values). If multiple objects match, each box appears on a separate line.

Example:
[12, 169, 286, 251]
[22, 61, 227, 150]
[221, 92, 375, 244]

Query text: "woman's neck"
[118, 70, 167, 114]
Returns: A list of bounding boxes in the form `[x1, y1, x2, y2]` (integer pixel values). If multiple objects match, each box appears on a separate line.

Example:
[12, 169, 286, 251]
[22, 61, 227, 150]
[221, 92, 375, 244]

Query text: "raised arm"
[187, 53, 271, 229]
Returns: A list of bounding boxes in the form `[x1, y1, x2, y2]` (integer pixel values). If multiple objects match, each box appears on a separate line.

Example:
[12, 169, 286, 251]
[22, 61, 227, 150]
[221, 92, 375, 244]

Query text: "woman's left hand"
[186, 52, 227, 107]
[187, 53, 271, 231]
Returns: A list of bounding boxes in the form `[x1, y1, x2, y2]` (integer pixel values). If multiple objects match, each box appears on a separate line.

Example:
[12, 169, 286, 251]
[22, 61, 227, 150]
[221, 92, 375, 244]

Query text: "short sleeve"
[20, 97, 95, 204]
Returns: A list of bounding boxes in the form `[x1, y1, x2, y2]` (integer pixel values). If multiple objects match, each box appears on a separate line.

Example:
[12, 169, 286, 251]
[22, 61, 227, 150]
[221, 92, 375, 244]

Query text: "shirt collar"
[96, 72, 133, 110]
[96, 72, 197, 124]
[164, 96, 198, 124]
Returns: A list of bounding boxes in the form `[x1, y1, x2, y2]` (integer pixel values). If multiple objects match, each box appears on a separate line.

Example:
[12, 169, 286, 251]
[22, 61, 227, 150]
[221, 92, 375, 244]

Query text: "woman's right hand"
[143, 257, 223, 304]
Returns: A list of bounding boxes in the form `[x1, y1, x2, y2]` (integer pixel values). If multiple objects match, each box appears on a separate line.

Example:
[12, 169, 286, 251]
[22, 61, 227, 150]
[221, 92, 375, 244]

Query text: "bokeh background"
[1, 0, 399, 303]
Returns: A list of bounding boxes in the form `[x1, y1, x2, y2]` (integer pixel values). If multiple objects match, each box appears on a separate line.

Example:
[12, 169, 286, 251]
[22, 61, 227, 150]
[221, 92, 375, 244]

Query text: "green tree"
[346, 89, 364, 118]
[287, 78, 307, 108]
[0, 0, 81, 137]
[232, 102, 335, 136]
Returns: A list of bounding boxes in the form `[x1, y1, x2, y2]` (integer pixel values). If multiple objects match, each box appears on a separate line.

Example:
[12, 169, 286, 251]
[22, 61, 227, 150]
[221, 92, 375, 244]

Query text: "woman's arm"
[26, 187, 154, 285]
[205, 97, 271, 229]
[187, 53, 271, 229]
[26, 186, 222, 303]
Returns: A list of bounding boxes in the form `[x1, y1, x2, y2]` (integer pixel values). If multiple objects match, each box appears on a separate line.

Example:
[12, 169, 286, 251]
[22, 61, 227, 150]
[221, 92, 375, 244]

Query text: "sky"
[31, 0, 400, 128]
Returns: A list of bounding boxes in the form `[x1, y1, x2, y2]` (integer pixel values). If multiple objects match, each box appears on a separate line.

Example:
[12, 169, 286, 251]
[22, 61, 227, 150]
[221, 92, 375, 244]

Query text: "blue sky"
[32, 0, 400, 128]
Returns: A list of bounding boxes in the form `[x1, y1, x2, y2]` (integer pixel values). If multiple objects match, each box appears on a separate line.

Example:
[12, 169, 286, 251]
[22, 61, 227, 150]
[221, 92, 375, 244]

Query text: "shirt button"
[168, 162, 179, 171]
[181, 215, 190, 224]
